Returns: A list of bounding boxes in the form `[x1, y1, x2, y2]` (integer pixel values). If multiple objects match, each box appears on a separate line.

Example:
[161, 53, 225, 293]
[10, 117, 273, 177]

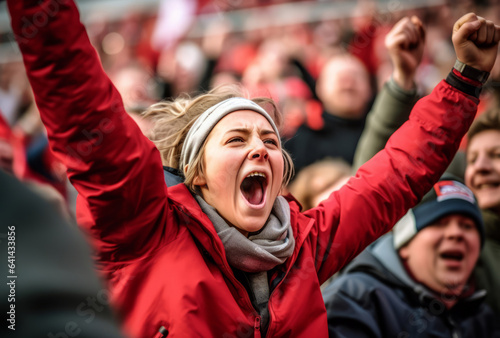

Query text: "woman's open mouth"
[241, 172, 268, 207]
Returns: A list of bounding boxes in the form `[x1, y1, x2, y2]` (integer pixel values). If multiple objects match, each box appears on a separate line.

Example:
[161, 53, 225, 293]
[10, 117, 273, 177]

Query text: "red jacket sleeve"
[8, 0, 172, 266]
[304, 79, 479, 284]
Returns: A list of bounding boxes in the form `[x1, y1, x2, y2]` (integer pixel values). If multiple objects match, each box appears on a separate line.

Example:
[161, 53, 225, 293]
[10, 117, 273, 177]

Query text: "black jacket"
[0, 170, 125, 338]
[284, 111, 366, 174]
[322, 234, 500, 338]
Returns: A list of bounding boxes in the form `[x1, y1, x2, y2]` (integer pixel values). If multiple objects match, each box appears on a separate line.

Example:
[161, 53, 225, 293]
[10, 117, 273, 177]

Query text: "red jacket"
[9, 1, 480, 337]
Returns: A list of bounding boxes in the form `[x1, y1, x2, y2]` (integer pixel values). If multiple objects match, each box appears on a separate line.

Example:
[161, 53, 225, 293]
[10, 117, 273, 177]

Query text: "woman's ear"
[193, 174, 207, 186]
[185, 164, 207, 187]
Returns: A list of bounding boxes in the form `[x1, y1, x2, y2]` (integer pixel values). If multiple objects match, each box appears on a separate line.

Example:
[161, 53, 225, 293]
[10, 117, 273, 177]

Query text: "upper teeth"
[478, 183, 499, 189]
[247, 172, 266, 178]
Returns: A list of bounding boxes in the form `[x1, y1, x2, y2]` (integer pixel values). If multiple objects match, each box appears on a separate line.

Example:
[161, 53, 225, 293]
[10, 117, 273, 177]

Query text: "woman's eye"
[228, 137, 243, 143]
[264, 139, 278, 146]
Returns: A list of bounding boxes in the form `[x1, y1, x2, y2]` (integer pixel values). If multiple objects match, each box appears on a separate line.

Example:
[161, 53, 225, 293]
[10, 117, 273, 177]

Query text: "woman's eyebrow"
[260, 129, 278, 137]
[224, 128, 251, 135]
[224, 128, 277, 137]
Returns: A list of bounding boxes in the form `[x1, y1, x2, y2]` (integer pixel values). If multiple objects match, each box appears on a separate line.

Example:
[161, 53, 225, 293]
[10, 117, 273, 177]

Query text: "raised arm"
[353, 16, 424, 171]
[8, 0, 169, 264]
[308, 13, 500, 282]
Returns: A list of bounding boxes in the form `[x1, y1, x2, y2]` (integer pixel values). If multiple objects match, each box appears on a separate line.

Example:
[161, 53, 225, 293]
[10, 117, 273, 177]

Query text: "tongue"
[241, 178, 264, 205]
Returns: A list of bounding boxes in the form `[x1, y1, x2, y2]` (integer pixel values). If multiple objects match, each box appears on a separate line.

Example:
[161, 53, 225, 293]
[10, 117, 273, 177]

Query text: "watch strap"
[453, 59, 489, 84]
[446, 71, 482, 99]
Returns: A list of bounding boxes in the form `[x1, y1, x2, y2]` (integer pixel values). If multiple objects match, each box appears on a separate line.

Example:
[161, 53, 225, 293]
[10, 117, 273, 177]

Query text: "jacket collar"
[167, 184, 228, 263]
[371, 234, 417, 288]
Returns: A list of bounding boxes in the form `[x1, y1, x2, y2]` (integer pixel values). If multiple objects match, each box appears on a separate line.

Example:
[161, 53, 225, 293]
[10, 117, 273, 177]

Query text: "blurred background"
[0, 0, 499, 218]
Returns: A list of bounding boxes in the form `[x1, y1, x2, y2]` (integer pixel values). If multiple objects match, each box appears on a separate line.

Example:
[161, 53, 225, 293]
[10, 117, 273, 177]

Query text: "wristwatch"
[454, 59, 489, 84]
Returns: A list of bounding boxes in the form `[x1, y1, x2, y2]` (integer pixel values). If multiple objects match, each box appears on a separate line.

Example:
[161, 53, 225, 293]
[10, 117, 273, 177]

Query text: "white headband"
[179, 97, 280, 174]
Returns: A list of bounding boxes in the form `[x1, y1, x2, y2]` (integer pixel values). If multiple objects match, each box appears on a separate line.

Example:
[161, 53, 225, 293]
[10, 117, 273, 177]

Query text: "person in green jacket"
[352, 15, 423, 172]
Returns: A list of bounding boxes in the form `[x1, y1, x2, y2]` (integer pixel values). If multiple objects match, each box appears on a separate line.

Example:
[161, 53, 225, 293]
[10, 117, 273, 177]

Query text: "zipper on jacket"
[446, 316, 461, 338]
[154, 325, 169, 337]
[265, 267, 292, 337]
[254, 316, 261, 338]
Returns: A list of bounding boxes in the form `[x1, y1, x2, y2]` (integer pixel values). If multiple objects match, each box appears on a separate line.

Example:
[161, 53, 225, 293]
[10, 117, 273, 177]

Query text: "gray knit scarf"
[195, 195, 295, 272]
[195, 195, 295, 331]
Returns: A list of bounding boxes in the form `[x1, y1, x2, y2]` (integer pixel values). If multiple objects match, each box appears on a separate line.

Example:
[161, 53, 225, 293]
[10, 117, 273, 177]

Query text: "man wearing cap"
[322, 176, 500, 337]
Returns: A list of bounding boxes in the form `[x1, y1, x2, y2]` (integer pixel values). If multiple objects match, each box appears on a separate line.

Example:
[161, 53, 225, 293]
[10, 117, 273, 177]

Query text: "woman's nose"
[248, 140, 269, 160]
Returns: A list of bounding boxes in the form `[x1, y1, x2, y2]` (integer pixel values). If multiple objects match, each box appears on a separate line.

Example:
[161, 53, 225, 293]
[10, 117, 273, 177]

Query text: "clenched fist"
[452, 13, 500, 73]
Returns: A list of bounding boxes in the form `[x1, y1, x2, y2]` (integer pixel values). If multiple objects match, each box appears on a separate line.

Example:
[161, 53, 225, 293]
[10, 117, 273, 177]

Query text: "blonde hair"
[143, 85, 294, 191]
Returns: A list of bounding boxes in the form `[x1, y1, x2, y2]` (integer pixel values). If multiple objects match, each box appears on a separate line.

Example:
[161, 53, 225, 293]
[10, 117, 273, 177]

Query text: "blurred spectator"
[0, 170, 125, 338]
[353, 15, 424, 171]
[151, 0, 201, 51]
[285, 52, 373, 174]
[0, 115, 14, 174]
[0, 111, 73, 221]
[109, 62, 159, 111]
[279, 77, 318, 139]
[287, 157, 351, 210]
[348, 0, 389, 77]
[0, 61, 31, 125]
[202, 17, 244, 89]
[241, 35, 317, 140]
[109, 62, 160, 137]
[242, 37, 292, 95]
[465, 108, 500, 316]
[0, 103, 69, 197]
[157, 41, 208, 98]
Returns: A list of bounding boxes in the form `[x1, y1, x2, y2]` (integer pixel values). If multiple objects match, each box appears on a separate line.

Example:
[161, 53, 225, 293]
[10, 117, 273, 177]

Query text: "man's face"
[399, 214, 480, 297]
[316, 56, 372, 119]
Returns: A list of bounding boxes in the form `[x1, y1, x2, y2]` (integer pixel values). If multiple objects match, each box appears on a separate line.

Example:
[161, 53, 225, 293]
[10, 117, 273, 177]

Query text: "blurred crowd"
[2, 0, 500, 214]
